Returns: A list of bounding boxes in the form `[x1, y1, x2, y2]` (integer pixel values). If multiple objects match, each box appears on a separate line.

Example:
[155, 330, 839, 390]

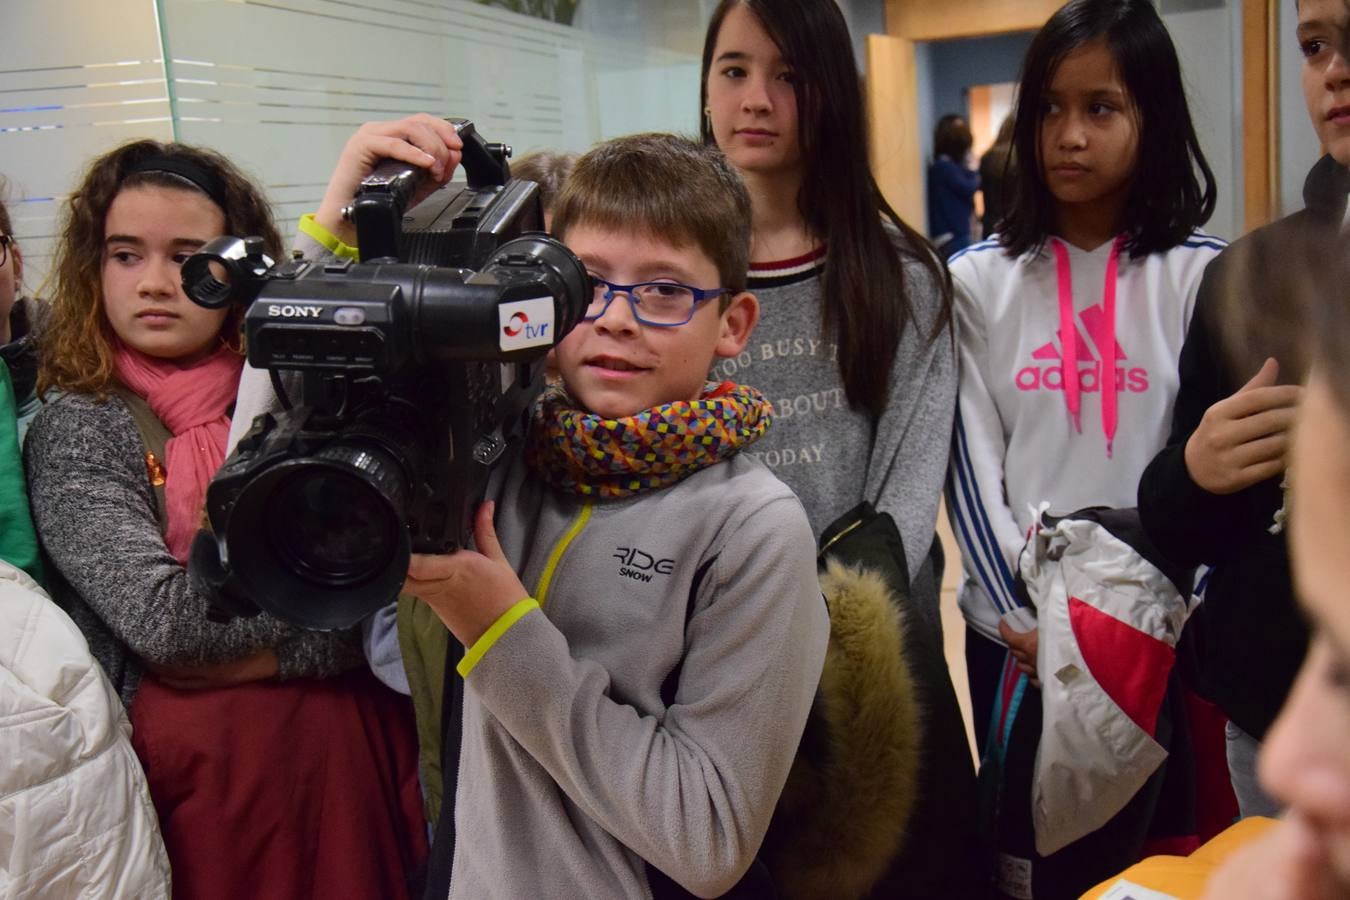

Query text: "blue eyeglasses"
[585, 275, 727, 327]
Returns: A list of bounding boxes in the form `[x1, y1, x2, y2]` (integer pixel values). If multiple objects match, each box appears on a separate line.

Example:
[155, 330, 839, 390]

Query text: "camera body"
[185, 119, 588, 631]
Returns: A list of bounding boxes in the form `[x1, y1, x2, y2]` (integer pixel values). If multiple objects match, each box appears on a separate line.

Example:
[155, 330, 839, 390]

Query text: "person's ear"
[10, 241, 22, 287]
[714, 290, 758, 358]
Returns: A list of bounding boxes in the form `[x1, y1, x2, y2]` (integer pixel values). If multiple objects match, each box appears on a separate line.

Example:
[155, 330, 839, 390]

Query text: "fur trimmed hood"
[760, 559, 923, 899]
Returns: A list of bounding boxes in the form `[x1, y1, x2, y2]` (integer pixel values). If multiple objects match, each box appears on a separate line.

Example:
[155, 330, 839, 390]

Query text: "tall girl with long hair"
[945, 0, 1223, 893]
[699, 0, 954, 626]
[699, 2, 974, 894]
[23, 141, 426, 898]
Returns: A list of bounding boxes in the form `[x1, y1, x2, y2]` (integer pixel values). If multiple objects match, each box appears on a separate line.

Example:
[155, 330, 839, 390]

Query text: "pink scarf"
[113, 343, 243, 563]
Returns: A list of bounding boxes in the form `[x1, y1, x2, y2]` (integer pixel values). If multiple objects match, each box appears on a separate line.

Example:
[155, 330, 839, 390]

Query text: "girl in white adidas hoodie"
[945, 0, 1225, 755]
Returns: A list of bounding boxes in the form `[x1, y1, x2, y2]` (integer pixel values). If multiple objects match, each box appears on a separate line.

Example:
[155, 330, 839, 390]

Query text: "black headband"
[126, 154, 229, 212]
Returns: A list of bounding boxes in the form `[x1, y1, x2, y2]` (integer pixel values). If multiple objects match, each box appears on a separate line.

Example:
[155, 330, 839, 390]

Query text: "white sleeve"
[945, 271, 1027, 624]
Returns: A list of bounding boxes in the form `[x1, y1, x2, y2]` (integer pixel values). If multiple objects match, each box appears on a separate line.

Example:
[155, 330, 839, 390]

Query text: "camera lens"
[222, 439, 413, 631]
[268, 469, 400, 586]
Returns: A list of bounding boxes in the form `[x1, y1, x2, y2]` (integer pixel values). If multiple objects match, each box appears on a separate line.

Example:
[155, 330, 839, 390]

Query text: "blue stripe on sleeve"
[953, 414, 1021, 608]
[950, 416, 1019, 612]
[945, 476, 1010, 616]
[948, 239, 1001, 264]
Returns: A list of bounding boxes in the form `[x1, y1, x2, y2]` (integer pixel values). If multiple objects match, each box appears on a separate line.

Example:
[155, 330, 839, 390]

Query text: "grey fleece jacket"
[229, 363, 830, 897]
[710, 250, 956, 585]
[447, 450, 829, 898]
[24, 392, 360, 706]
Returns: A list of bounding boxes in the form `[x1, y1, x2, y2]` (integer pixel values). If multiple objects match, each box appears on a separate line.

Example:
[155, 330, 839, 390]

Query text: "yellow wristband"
[457, 598, 540, 678]
[297, 213, 359, 261]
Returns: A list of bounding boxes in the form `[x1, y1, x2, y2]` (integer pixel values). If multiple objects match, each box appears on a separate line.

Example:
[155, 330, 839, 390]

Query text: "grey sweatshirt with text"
[712, 251, 956, 586]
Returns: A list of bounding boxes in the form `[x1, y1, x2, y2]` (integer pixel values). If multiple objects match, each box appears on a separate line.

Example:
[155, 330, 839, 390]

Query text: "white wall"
[836, 0, 887, 71]
[1278, 0, 1327, 215]
[1161, 0, 1244, 240]
[0, 1, 175, 289]
[0, 0, 707, 289]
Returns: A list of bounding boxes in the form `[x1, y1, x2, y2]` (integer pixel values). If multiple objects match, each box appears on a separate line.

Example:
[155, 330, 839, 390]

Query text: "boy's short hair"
[550, 133, 751, 296]
[511, 150, 578, 213]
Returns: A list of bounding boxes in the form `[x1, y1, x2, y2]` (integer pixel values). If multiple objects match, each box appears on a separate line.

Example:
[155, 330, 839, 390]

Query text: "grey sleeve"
[25, 396, 356, 674]
[865, 258, 958, 581]
[466, 495, 830, 897]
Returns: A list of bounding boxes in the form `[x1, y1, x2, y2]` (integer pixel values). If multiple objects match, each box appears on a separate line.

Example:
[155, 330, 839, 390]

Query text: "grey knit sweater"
[712, 247, 956, 584]
[24, 391, 359, 706]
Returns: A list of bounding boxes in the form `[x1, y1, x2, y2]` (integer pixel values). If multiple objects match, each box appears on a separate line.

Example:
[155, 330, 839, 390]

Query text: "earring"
[703, 107, 712, 130]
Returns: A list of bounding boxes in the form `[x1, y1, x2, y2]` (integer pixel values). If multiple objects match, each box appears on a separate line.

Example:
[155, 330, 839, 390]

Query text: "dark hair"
[0, 180, 12, 240]
[1212, 226, 1350, 412]
[1000, 0, 1216, 259]
[0, 180, 16, 289]
[511, 150, 579, 214]
[39, 140, 282, 397]
[985, 113, 1017, 172]
[699, 0, 951, 419]
[933, 114, 973, 161]
[551, 133, 752, 297]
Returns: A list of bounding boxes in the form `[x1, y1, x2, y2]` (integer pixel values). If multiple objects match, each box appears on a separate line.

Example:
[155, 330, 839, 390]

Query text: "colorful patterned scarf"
[525, 381, 772, 498]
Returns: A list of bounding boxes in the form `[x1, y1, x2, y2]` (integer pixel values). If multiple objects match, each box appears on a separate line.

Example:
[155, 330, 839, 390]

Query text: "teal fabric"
[0, 364, 43, 584]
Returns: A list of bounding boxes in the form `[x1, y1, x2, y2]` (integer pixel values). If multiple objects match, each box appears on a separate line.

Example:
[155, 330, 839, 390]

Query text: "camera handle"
[349, 118, 512, 262]
[449, 117, 512, 190]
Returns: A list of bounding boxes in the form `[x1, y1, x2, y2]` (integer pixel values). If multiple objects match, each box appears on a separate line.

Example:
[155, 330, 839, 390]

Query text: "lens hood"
[220, 449, 411, 631]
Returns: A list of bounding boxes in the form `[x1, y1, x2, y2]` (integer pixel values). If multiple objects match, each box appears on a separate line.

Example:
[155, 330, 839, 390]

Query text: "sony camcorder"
[183, 118, 589, 631]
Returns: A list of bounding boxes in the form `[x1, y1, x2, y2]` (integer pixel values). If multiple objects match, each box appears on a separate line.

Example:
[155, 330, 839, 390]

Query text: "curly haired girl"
[25, 140, 426, 899]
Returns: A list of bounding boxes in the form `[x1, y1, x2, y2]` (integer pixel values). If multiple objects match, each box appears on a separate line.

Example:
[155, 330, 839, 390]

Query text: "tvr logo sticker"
[499, 297, 555, 351]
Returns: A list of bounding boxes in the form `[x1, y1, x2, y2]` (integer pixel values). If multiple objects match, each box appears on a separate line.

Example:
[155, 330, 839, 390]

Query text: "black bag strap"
[110, 386, 171, 531]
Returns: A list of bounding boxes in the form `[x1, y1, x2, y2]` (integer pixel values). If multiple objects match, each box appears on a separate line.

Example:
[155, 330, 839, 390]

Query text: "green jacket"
[0, 364, 42, 584]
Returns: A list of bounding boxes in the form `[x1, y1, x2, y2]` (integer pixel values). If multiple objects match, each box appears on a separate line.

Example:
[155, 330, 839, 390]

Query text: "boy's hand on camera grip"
[403, 501, 530, 649]
[146, 648, 280, 690]
[1185, 358, 1303, 495]
[315, 114, 465, 246]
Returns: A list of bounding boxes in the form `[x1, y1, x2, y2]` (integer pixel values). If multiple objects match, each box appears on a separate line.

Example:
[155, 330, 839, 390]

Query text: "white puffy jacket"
[0, 561, 170, 898]
[1018, 506, 1196, 857]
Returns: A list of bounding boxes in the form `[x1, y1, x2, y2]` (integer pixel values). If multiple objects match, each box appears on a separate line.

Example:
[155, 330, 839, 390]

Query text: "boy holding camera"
[263, 117, 831, 898]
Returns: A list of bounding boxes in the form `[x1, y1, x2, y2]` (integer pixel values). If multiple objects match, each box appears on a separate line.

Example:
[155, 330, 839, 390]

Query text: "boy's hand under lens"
[403, 501, 530, 648]
[316, 114, 465, 247]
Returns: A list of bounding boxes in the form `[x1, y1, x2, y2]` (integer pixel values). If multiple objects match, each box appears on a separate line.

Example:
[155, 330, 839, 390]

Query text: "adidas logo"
[1015, 302, 1149, 393]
